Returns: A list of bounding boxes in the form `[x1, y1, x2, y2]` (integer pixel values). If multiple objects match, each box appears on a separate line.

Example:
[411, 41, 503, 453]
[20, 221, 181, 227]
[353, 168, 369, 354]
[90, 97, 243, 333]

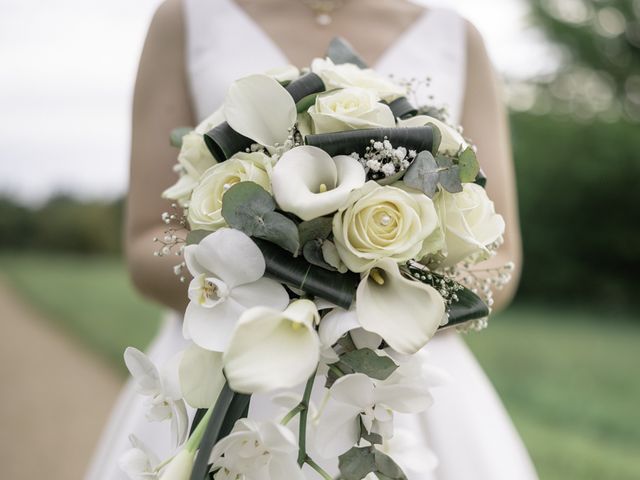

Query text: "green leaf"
[435, 156, 463, 194]
[170, 127, 193, 148]
[374, 450, 408, 480]
[186, 230, 211, 246]
[458, 147, 480, 183]
[339, 348, 397, 380]
[474, 168, 487, 188]
[285, 72, 326, 103]
[338, 447, 376, 480]
[221, 182, 300, 255]
[296, 92, 319, 113]
[327, 37, 368, 69]
[204, 122, 254, 162]
[302, 239, 335, 271]
[298, 216, 333, 245]
[359, 417, 383, 445]
[253, 239, 359, 310]
[387, 97, 417, 119]
[403, 150, 440, 197]
[447, 283, 490, 326]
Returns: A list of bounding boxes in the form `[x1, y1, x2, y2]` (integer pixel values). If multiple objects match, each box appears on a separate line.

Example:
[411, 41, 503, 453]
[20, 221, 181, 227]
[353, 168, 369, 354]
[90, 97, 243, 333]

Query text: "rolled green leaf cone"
[305, 126, 434, 157]
[446, 286, 490, 326]
[326, 36, 368, 68]
[285, 72, 326, 103]
[204, 122, 254, 162]
[253, 238, 359, 309]
[387, 97, 418, 119]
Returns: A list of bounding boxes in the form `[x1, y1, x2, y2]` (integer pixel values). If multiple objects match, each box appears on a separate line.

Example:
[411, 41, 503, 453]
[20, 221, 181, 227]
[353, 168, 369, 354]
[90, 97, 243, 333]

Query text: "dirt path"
[0, 278, 123, 480]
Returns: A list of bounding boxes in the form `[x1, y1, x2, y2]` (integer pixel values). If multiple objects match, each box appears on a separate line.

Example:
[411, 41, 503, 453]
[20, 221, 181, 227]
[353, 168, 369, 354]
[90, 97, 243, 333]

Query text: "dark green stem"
[297, 371, 317, 466]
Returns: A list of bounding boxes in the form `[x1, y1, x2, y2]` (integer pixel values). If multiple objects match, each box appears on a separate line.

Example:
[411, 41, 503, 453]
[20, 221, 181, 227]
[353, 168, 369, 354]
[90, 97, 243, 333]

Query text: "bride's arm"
[125, 0, 194, 312]
[460, 22, 523, 313]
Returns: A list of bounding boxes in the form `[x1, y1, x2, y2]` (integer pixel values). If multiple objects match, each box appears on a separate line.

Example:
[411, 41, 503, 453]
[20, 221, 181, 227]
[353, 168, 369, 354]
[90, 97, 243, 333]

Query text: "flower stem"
[297, 370, 317, 466]
[304, 455, 333, 480]
[281, 403, 305, 426]
[186, 407, 213, 453]
[328, 364, 345, 378]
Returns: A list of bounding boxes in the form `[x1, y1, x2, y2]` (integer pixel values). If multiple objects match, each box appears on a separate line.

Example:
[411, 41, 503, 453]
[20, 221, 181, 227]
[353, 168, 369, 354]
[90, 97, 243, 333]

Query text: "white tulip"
[398, 114, 469, 157]
[224, 74, 297, 150]
[187, 151, 272, 231]
[308, 87, 396, 134]
[356, 259, 445, 355]
[311, 57, 406, 102]
[124, 348, 188, 447]
[332, 181, 440, 272]
[434, 183, 505, 267]
[158, 449, 195, 480]
[118, 435, 160, 480]
[271, 146, 366, 220]
[183, 229, 289, 352]
[210, 419, 304, 480]
[179, 344, 225, 408]
[223, 300, 321, 394]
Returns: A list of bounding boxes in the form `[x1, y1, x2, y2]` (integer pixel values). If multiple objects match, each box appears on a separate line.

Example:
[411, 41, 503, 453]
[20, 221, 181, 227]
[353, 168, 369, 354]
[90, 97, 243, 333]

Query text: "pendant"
[316, 13, 332, 26]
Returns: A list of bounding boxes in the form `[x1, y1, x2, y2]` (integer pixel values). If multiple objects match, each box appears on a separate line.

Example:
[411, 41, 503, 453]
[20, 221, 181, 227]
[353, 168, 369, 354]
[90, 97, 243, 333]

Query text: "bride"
[87, 0, 538, 478]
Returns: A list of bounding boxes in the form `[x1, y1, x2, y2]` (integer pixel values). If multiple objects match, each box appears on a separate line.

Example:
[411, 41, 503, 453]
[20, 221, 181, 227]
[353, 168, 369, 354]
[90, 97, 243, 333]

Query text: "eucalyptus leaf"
[338, 447, 376, 480]
[327, 37, 368, 68]
[374, 450, 408, 480]
[302, 239, 335, 271]
[402, 150, 440, 197]
[435, 156, 463, 194]
[339, 348, 398, 380]
[458, 147, 480, 183]
[298, 216, 333, 246]
[170, 127, 193, 148]
[359, 417, 383, 445]
[186, 230, 211, 246]
[221, 182, 300, 255]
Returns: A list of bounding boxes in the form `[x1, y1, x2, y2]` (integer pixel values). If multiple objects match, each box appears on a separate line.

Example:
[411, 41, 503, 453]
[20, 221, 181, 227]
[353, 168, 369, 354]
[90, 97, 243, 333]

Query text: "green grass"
[1, 253, 639, 478]
[0, 253, 161, 371]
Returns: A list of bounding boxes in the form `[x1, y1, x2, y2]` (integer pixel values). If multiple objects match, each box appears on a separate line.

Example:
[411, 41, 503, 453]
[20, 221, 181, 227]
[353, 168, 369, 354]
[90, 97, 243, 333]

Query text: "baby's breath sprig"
[153, 203, 189, 282]
[351, 137, 417, 182]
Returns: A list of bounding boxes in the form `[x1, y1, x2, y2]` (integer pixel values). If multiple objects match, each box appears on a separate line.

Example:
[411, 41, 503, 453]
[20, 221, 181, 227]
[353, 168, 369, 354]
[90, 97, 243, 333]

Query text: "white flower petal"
[158, 449, 195, 480]
[374, 383, 434, 414]
[330, 373, 376, 410]
[161, 352, 185, 400]
[350, 328, 382, 350]
[124, 347, 161, 395]
[314, 401, 362, 458]
[228, 277, 290, 311]
[184, 299, 245, 352]
[179, 344, 225, 408]
[318, 307, 360, 348]
[398, 115, 468, 156]
[194, 229, 265, 287]
[223, 302, 320, 393]
[224, 74, 296, 147]
[356, 259, 445, 354]
[269, 457, 305, 480]
[169, 400, 189, 447]
[183, 244, 206, 277]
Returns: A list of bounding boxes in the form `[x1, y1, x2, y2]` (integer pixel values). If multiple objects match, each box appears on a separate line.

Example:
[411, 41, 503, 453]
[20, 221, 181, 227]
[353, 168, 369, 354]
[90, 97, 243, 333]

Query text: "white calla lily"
[223, 300, 321, 394]
[265, 64, 300, 83]
[224, 74, 297, 149]
[356, 259, 445, 355]
[271, 146, 366, 220]
[398, 114, 468, 156]
[158, 449, 195, 480]
[183, 229, 289, 352]
[179, 344, 225, 408]
[124, 348, 188, 447]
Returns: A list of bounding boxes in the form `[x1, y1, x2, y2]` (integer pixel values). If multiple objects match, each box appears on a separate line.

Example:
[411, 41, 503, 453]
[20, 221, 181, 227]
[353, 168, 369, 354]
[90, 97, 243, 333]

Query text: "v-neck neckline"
[228, 0, 433, 70]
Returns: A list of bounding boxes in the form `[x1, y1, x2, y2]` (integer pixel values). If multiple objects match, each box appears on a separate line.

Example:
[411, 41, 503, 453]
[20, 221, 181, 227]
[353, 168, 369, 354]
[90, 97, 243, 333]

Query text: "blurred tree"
[529, 0, 640, 120]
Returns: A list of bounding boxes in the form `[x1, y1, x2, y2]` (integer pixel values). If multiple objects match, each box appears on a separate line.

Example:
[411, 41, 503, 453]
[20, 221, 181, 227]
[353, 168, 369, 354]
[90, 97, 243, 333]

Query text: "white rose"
[187, 152, 272, 231]
[434, 183, 505, 267]
[332, 181, 440, 272]
[311, 57, 406, 102]
[162, 131, 217, 205]
[398, 115, 469, 157]
[308, 87, 396, 134]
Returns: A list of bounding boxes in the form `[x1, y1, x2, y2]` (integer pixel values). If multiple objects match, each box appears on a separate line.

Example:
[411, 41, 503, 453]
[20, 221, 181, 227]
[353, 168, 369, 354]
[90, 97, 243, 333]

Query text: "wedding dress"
[87, 1, 538, 478]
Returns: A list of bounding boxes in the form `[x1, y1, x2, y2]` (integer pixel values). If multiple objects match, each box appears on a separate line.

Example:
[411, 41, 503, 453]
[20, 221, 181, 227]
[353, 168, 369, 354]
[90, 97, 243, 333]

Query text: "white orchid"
[271, 145, 366, 220]
[124, 348, 188, 447]
[224, 74, 297, 152]
[183, 228, 289, 352]
[367, 429, 438, 479]
[315, 363, 438, 459]
[223, 299, 321, 394]
[210, 419, 304, 480]
[356, 258, 445, 355]
[118, 435, 160, 480]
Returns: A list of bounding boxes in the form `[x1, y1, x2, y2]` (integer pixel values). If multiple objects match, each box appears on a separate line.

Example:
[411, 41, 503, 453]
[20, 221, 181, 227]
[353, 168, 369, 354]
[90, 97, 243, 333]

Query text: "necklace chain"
[300, 0, 346, 26]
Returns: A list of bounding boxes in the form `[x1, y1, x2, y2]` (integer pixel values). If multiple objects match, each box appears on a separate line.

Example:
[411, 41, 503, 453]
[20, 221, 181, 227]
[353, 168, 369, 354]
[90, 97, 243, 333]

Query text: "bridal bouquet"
[120, 40, 512, 480]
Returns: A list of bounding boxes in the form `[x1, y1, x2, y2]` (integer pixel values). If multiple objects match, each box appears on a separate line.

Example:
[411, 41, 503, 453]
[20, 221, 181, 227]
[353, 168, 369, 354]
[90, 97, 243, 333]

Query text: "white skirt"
[86, 314, 538, 479]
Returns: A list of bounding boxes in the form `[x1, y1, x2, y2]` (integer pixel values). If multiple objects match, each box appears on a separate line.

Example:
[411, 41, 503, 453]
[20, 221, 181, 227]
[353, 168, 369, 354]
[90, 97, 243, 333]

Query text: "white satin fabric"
[87, 1, 538, 478]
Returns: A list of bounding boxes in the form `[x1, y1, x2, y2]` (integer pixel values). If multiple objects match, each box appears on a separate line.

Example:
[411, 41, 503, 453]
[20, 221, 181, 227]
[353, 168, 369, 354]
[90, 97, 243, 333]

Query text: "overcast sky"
[0, 0, 557, 205]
